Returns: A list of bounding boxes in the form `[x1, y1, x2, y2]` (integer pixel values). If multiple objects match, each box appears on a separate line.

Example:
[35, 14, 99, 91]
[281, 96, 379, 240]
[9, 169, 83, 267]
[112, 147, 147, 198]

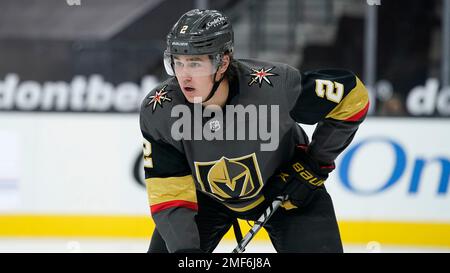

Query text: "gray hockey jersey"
[139, 58, 369, 252]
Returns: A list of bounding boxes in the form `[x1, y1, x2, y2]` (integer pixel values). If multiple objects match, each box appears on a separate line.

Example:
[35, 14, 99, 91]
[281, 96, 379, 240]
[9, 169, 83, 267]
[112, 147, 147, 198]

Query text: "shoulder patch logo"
[247, 67, 279, 87]
[146, 85, 172, 112]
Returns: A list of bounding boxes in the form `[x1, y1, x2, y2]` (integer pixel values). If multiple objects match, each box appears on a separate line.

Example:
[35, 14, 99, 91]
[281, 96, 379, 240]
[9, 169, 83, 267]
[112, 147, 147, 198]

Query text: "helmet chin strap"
[201, 70, 225, 103]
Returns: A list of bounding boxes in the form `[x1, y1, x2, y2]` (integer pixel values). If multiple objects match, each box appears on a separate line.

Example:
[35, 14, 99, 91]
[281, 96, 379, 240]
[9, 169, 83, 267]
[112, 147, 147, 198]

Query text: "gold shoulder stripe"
[145, 175, 197, 206]
[326, 76, 369, 121]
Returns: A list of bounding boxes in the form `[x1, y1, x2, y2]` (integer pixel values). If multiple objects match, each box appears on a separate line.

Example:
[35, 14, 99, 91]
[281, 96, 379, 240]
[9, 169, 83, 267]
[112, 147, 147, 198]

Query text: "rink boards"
[0, 114, 449, 247]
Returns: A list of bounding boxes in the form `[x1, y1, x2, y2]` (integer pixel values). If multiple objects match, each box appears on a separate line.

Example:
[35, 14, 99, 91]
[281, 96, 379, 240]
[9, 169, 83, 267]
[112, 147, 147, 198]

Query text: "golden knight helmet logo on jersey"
[194, 153, 264, 201]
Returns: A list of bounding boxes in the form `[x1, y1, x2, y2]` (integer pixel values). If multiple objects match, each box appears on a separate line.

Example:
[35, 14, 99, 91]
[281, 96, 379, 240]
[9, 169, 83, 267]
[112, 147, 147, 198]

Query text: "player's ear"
[217, 54, 230, 75]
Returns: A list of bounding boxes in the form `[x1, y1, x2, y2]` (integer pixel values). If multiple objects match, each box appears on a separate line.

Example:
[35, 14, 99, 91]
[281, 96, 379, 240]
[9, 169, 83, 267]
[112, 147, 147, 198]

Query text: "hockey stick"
[231, 195, 287, 253]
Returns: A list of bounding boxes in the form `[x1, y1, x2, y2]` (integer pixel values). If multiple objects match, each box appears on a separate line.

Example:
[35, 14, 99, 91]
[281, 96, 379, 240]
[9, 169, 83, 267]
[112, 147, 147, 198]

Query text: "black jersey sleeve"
[140, 90, 200, 252]
[287, 68, 370, 164]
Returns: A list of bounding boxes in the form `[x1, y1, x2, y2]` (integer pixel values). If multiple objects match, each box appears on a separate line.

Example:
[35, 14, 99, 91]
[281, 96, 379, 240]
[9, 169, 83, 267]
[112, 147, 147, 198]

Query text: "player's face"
[173, 55, 216, 103]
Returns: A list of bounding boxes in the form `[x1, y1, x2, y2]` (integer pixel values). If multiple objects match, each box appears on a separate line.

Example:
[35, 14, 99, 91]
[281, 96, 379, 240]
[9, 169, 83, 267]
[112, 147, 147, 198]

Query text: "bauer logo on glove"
[292, 162, 325, 187]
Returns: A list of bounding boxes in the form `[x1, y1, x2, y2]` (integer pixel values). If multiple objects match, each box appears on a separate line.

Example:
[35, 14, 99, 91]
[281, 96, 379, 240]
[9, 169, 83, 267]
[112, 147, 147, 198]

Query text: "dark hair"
[224, 53, 237, 83]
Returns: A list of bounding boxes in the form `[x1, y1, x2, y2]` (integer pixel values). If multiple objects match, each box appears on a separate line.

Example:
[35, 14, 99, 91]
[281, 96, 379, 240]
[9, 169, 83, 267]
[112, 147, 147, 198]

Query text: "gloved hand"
[264, 145, 335, 208]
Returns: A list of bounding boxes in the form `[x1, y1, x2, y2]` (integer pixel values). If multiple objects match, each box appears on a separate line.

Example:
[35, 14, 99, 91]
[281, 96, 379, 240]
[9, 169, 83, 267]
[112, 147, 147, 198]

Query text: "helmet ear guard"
[163, 51, 175, 76]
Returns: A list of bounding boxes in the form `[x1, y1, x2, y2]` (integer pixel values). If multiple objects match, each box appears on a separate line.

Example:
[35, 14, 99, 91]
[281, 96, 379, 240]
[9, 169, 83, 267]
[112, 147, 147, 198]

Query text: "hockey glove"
[265, 145, 335, 208]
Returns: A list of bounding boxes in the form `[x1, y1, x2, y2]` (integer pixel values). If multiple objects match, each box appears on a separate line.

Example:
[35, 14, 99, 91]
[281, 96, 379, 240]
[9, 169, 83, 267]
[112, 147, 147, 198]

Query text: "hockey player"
[140, 9, 369, 253]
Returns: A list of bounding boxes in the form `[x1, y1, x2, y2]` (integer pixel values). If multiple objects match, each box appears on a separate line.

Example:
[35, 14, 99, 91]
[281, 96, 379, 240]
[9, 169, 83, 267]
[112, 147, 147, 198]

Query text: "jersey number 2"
[180, 25, 188, 34]
[315, 79, 344, 103]
[143, 139, 153, 168]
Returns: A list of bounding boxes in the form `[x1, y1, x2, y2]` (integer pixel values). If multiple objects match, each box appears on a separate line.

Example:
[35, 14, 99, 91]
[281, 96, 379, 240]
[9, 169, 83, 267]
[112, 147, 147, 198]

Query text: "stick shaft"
[232, 196, 285, 253]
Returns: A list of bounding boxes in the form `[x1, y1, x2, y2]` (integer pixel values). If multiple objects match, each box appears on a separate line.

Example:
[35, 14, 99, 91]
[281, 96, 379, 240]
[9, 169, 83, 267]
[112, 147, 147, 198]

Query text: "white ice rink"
[0, 238, 449, 253]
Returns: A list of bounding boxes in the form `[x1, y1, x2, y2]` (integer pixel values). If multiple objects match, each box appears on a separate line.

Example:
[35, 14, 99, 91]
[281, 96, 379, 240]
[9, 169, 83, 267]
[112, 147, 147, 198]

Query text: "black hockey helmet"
[166, 9, 233, 55]
[164, 9, 234, 77]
